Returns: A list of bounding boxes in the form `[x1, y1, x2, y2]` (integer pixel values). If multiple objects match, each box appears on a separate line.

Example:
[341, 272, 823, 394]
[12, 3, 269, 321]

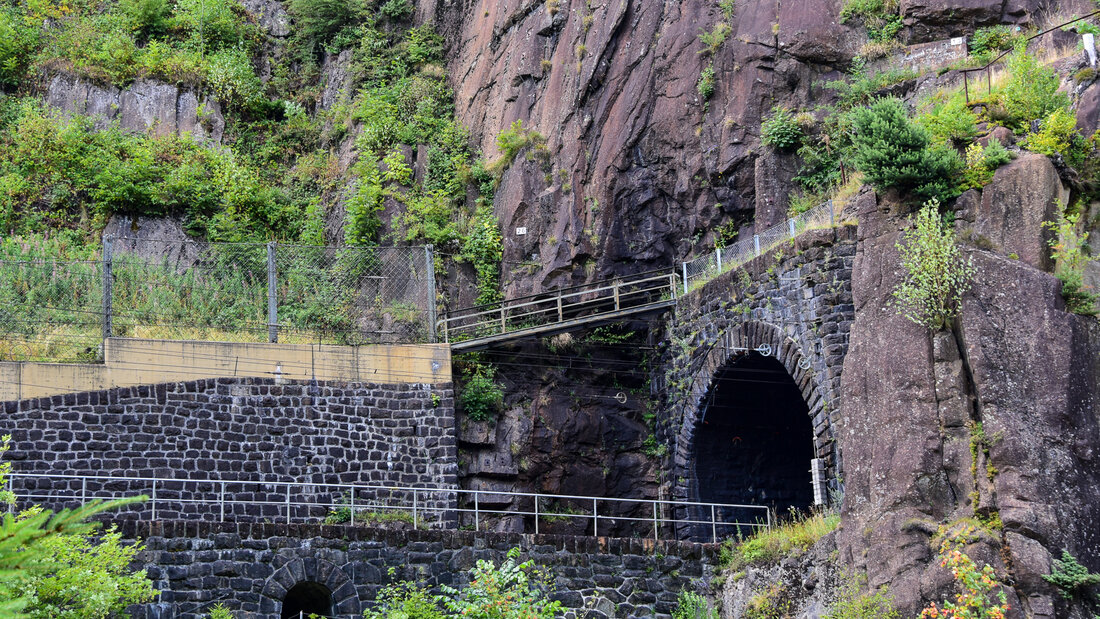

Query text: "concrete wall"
[1, 377, 457, 523]
[122, 520, 720, 619]
[0, 338, 451, 400]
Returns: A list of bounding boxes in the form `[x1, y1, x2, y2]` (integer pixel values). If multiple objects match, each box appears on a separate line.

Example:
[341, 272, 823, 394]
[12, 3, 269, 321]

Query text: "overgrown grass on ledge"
[721, 510, 840, 571]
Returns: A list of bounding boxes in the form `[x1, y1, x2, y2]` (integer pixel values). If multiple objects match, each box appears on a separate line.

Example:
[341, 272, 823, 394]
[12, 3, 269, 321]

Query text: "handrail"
[957, 9, 1100, 102]
[5, 472, 769, 543]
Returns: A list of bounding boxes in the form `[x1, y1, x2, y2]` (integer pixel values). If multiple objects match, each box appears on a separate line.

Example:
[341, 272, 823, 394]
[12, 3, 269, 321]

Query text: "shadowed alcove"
[282, 581, 333, 619]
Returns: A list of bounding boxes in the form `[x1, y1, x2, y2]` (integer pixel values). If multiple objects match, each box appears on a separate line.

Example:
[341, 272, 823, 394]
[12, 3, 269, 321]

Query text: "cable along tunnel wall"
[658, 227, 857, 537]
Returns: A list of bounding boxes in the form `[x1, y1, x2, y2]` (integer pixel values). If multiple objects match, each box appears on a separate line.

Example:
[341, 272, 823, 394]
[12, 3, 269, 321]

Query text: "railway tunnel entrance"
[693, 353, 816, 516]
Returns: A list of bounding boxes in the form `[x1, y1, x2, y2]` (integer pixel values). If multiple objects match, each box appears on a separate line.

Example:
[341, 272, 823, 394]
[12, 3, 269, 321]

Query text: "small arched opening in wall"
[282, 581, 332, 618]
[671, 321, 838, 540]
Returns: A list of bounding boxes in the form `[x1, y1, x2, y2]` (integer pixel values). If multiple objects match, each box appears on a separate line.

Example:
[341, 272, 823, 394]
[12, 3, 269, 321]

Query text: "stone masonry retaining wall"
[659, 226, 857, 518]
[121, 520, 720, 619]
[1, 377, 457, 523]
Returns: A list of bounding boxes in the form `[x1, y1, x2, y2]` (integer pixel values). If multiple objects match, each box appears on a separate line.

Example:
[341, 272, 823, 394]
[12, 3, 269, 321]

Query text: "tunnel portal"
[693, 353, 816, 517]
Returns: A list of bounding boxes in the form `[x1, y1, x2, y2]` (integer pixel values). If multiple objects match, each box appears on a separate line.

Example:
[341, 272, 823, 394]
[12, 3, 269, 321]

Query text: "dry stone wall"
[1, 377, 457, 523]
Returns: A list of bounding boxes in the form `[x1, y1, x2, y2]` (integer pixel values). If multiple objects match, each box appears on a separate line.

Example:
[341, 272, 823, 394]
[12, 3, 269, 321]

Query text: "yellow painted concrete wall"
[0, 338, 451, 401]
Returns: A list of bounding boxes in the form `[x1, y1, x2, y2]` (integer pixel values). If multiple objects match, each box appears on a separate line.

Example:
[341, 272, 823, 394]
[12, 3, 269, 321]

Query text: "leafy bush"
[698, 22, 731, 55]
[208, 603, 234, 619]
[826, 62, 919, 109]
[698, 64, 717, 100]
[364, 576, 444, 619]
[0, 7, 40, 87]
[672, 590, 719, 619]
[461, 204, 504, 306]
[920, 526, 1009, 619]
[1021, 107, 1087, 165]
[997, 47, 1070, 131]
[916, 93, 979, 144]
[744, 585, 793, 619]
[719, 0, 736, 21]
[1042, 550, 1100, 599]
[287, 0, 371, 52]
[761, 106, 803, 150]
[849, 97, 963, 202]
[823, 578, 899, 619]
[1044, 209, 1099, 316]
[118, 0, 171, 42]
[343, 158, 385, 246]
[969, 25, 1021, 62]
[961, 139, 1013, 189]
[380, 0, 414, 21]
[439, 548, 563, 619]
[460, 364, 504, 422]
[893, 201, 976, 330]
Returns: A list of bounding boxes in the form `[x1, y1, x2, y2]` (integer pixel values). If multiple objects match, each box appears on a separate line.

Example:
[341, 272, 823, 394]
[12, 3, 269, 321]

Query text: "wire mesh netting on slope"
[0, 238, 436, 363]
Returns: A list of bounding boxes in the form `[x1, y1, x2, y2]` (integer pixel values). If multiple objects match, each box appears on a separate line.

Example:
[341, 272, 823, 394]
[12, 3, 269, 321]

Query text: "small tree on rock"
[893, 200, 976, 330]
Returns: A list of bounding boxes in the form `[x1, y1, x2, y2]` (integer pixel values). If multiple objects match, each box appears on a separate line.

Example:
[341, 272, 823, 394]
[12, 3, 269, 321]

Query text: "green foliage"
[286, 0, 371, 52]
[718, 0, 737, 21]
[893, 201, 976, 330]
[1042, 550, 1100, 599]
[1044, 209, 1099, 315]
[744, 585, 793, 619]
[380, 0, 414, 21]
[916, 93, 979, 144]
[0, 7, 41, 87]
[438, 548, 563, 619]
[672, 590, 719, 619]
[969, 25, 1021, 62]
[344, 158, 385, 246]
[1021, 107, 1087, 166]
[823, 577, 899, 619]
[698, 22, 731, 55]
[697, 64, 716, 100]
[460, 364, 504, 422]
[118, 0, 171, 42]
[722, 511, 840, 571]
[760, 106, 803, 150]
[849, 97, 963, 202]
[208, 603, 234, 619]
[363, 577, 445, 619]
[0, 436, 153, 617]
[461, 205, 504, 306]
[961, 139, 1014, 190]
[826, 62, 920, 109]
[996, 46, 1070, 132]
[839, 0, 902, 42]
[493, 120, 548, 173]
[920, 526, 1009, 619]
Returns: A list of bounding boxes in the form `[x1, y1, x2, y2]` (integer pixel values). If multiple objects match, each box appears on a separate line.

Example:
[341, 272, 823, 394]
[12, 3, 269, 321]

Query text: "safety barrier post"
[715, 246, 722, 273]
[267, 242, 278, 343]
[652, 502, 659, 542]
[151, 480, 157, 521]
[474, 492, 479, 531]
[711, 505, 717, 543]
[828, 199, 835, 227]
[788, 219, 796, 237]
[753, 235, 761, 256]
[102, 235, 113, 341]
[219, 481, 226, 521]
[350, 487, 355, 526]
[534, 495, 539, 535]
[426, 245, 438, 343]
[682, 263, 689, 295]
[593, 499, 598, 537]
[285, 484, 291, 524]
[413, 489, 418, 529]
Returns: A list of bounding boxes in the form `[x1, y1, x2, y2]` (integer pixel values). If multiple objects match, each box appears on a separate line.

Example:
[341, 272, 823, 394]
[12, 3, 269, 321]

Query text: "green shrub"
[826, 62, 919, 109]
[0, 7, 40, 87]
[1021, 107, 1087, 165]
[744, 585, 793, 619]
[893, 200, 976, 330]
[997, 46, 1070, 131]
[839, 0, 896, 23]
[1044, 209, 1100, 316]
[1042, 550, 1100, 599]
[920, 526, 1009, 619]
[969, 25, 1021, 62]
[698, 22, 731, 55]
[823, 578, 899, 619]
[1074, 67, 1098, 84]
[461, 204, 504, 306]
[672, 590, 719, 619]
[287, 0, 371, 51]
[761, 106, 803, 150]
[961, 139, 1014, 189]
[719, 0, 737, 21]
[460, 364, 504, 421]
[439, 548, 563, 619]
[208, 603, 234, 619]
[119, 0, 171, 42]
[380, 0, 414, 21]
[697, 64, 717, 100]
[364, 577, 444, 619]
[849, 97, 963, 202]
[343, 158, 385, 246]
[916, 93, 979, 144]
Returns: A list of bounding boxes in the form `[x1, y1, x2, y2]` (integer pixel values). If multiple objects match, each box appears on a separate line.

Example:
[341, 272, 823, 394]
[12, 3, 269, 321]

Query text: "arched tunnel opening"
[281, 581, 333, 619]
[692, 353, 816, 528]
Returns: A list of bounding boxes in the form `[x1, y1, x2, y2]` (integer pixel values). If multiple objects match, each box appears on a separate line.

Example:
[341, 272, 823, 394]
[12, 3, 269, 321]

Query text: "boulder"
[101, 216, 205, 270]
[754, 149, 800, 233]
[970, 153, 1067, 271]
[1077, 81, 1100, 136]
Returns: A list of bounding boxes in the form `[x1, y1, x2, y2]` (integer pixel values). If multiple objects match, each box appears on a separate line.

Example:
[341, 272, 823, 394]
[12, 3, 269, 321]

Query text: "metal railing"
[681, 199, 841, 293]
[438, 269, 679, 346]
[5, 472, 770, 543]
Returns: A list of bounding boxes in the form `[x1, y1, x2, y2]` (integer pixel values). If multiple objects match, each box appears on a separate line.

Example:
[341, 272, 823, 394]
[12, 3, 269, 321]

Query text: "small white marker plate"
[516, 227, 527, 236]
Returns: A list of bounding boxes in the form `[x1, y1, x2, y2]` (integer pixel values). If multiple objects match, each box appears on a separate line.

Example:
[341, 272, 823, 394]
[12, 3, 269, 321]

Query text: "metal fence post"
[715, 247, 722, 273]
[753, 235, 761, 256]
[350, 487, 355, 526]
[474, 492, 479, 531]
[788, 218, 797, 237]
[425, 245, 438, 343]
[151, 480, 157, 521]
[711, 504, 717, 543]
[828, 199, 835, 227]
[219, 481, 225, 521]
[285, 484, 291, 524]
[592, 498, 598, 537]
[534, 495, 539, 535]
[613, 280, 620, 311]
[681, 262, 689, 295]
[102, 235, 113, 342]
[81, 476, 87, 505]
[652, 502, 659, 542]
[412, 489, 418, 529]
[267, 242, 278, 343]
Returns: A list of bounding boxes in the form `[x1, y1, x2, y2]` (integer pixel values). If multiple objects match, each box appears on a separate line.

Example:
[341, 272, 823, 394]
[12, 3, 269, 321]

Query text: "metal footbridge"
[439, 269, 679, 351]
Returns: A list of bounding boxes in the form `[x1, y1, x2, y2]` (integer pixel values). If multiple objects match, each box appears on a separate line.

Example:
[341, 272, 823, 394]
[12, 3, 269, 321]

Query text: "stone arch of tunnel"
[261, 557, 360, 618]
[671, 321, 839, 537]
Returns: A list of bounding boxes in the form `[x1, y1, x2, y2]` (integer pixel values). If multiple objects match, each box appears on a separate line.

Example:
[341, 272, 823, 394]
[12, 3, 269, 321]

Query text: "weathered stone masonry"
[658, 226, 857, 516]
[122, 520, 721, 619]
[1, 377, 457, 522]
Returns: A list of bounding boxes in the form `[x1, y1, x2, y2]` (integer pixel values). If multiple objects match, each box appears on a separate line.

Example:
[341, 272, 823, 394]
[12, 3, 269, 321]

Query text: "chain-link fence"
[682, 198, 842, 292]
[0, 238, 436, 363]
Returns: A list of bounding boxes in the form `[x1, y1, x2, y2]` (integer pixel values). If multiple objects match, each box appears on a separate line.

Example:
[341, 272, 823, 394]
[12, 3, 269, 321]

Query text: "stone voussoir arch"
[671, 319, 838, 511]
[260, 556, 360, 618]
